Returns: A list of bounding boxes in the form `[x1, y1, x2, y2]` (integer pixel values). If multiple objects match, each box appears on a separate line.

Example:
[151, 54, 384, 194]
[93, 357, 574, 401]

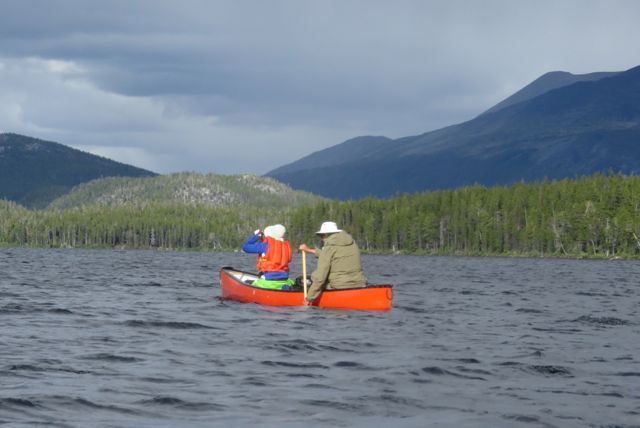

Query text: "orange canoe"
[219, 267, 393, 311]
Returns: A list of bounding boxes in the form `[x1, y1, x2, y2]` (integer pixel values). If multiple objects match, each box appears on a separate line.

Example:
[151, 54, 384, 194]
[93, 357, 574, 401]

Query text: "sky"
[1, 0, 639, 174]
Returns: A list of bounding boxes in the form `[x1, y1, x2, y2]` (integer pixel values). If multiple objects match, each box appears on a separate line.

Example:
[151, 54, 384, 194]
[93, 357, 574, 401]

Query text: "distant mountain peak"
[480, 69, 620, 116]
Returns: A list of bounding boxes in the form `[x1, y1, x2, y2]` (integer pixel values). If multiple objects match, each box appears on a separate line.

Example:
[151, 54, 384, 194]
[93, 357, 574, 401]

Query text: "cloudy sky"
[1, 0, 639, 174]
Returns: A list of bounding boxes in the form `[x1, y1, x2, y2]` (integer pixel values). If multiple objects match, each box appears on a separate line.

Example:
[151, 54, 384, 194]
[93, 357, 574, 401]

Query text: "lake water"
[1, 248, 639, 428]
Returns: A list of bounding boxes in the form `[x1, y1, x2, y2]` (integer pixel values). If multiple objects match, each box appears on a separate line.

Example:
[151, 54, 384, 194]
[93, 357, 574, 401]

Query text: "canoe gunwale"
[220, 266, 393, 293]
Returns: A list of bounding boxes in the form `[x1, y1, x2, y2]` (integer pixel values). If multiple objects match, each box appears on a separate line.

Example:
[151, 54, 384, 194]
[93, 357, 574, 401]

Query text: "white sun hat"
[264, 224, 286, 240]
[316, 221, 342, 235]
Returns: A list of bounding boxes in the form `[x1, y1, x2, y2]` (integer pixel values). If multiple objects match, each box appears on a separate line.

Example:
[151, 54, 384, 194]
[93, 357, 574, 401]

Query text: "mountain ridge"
[480, 70, 620, 116]
[267, 65, 640, 199]
[269, 135, 393, 175]
[0, 133, 156, 208]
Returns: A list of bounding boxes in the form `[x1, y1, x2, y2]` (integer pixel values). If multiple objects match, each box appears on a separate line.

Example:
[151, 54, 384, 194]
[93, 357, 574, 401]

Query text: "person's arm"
[306, 247, 332, 301]
[299, 243, 319, 257]
[242, 231, 267, 254]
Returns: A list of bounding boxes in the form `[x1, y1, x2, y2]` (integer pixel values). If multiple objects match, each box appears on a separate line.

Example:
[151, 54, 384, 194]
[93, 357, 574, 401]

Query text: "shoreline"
[1, 243, 637, 261]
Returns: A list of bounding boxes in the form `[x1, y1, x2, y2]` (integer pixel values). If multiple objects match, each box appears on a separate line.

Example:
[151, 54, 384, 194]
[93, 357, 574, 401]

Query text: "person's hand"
[299, 243, 312, 252]
[254, 229, 263, 236]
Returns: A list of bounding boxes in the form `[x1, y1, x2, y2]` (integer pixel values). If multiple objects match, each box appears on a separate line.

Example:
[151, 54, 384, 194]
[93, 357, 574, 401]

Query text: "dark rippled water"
[1, 248, 639, 427]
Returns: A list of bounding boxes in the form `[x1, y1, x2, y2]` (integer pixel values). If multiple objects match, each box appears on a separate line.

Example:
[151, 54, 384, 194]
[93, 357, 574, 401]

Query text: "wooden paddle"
[302, 250, 308, 300]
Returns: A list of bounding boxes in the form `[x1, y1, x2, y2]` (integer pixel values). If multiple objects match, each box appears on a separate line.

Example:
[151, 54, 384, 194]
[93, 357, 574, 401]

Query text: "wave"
[333, 361, 375, 370]
[440, 358, 482, 364]
[122, 319, 218, 330]
[0, 397, 40, 409]
[393, 304, 426, 313]
[298, 399, 367, 412]
[1, 395, 146, 417]
[261, 360, 330, 369]
[80, 353, 144, 363]
[502, 414, 545, 424]
[0, 292, 21, 298]
[420, 366, 487, 380]
[123, 281, 164, 287]
[6, 364, 91, 374]
[497, 362, 573, 377]
[455, 366, 494, 376]
[48, 396, 148, 417]
[528, 365, 573, 377]
[136, 396, 226, 411]
[516, 308, 545, 314]
[136, 376, 193, 384]
[286, 372, 324, 379]
[241, 376, 269, 386]
[532, 327, 583, 333]
[0, 304, 73, 315]
[575, 291, 610, 297]
[573, 315, 629, 326]
[264, 338, 342, 352]
[47, 308, 74, 314]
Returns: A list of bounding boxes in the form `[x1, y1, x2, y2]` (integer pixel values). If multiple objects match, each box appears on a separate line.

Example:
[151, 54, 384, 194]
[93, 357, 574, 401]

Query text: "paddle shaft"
[302, 250, 308, 299]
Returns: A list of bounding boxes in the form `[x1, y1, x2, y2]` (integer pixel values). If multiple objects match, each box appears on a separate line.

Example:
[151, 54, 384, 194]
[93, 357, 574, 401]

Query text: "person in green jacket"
[298, 221, 368, 302]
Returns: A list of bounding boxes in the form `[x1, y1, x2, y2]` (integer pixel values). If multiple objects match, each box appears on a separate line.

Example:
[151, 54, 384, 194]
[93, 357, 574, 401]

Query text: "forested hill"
[267, 65, 640, 199]
[0, 133, 156, 208]
[1, 173, 639, 258]
[48, 172, 323, 209]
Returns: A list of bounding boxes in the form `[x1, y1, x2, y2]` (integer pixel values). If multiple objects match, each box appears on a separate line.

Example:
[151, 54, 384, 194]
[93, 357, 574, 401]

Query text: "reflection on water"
[1, 248, 639, 427]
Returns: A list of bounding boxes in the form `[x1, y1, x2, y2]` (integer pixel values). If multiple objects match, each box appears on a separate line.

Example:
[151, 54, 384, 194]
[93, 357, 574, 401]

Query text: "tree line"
[1, 173, 639, 258]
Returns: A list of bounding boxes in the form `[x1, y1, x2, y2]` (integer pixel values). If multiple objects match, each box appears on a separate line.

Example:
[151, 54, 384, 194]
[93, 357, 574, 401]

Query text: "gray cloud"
[1, 0, 639, 174]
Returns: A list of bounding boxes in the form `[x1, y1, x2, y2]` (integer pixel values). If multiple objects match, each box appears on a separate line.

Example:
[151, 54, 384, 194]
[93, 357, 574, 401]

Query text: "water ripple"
[79, 353, 145, 363]
[122, 319, 218, 329]
[137, 396, 226, 411]
[573, 315, 630, 326]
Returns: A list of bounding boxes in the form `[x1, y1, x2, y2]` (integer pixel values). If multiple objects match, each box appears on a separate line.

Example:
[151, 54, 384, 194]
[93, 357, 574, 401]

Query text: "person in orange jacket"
[242, 224, 293, 289]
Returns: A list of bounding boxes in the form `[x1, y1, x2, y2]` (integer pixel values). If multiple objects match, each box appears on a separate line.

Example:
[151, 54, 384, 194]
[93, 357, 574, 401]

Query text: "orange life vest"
[257, 237, 292, 273]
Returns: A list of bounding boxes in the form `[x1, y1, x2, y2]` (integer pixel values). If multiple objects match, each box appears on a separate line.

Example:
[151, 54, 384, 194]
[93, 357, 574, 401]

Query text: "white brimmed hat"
[316, 221, 342, 235]
[264, 224, 286, 240]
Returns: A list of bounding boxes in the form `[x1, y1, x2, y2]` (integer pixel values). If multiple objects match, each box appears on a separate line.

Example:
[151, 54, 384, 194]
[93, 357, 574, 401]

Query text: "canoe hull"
[219, 267, 393, 311]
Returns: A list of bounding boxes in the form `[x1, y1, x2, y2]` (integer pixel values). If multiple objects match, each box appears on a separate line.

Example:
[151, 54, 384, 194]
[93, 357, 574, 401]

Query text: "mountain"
[480, 70, 619, 116]
[268, 136, 393, 176]
[0, 133, 156, 208]
[48, 172, 323, 209]
[267, 65, 640, 199]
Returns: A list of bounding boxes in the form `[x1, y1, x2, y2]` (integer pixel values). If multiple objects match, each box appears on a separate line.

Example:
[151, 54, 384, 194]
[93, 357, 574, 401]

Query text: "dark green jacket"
[307, 231, 367, 301]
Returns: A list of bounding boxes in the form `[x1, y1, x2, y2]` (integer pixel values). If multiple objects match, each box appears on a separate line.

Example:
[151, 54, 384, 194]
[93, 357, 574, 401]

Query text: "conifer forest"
[1, 173, 639, 258]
